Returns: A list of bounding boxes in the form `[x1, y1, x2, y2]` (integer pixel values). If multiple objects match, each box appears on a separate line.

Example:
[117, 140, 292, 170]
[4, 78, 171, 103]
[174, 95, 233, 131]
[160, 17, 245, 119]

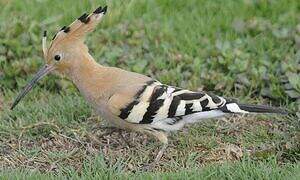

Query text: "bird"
[10, 5, 287, 166]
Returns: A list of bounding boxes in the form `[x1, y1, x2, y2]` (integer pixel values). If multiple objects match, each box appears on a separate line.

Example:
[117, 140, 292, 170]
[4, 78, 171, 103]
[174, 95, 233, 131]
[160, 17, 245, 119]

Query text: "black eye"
[54, 55, 61, 61]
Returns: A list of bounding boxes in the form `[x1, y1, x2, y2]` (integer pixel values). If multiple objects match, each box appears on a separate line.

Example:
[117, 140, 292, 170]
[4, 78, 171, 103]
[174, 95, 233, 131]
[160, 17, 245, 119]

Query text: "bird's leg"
[152, 131, 168, 164]
[117, 130, 132, 148]
[142, 130, 168, 170]
[142, 142, 168, 171]
[153, 142, 168, 164]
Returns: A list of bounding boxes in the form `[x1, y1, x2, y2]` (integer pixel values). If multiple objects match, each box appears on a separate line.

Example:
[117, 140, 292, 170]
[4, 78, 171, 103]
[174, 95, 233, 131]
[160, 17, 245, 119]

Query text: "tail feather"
[221, 103, 288, 115]
[237, 104, 287, 114]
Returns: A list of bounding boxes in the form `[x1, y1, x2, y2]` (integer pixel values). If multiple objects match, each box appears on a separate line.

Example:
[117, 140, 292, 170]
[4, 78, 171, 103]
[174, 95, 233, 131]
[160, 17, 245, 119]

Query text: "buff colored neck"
[68, 52, 113, 103]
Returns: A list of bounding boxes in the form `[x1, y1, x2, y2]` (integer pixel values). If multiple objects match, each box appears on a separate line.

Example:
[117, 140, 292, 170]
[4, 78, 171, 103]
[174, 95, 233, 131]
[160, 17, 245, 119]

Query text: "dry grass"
[1, 114, 298, 173]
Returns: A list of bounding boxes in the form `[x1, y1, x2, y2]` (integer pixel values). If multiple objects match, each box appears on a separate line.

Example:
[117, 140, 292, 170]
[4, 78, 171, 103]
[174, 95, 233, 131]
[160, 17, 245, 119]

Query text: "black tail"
[221, 102, 288, 115]
[237, 103, 288, 114]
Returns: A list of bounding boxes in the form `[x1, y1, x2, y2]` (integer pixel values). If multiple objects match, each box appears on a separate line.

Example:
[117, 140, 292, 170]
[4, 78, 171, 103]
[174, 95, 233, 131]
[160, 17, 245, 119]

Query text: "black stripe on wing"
[200, 98, 210, 111]
[134, 80, 156, 99]
[168, 96, 181, 118]
[119, 80, 155, 120]
[119, 82, 228, 125]
[178, 93, 205, 100]
[185, 103, 193, 115]
[140, 99, 164, 124]
[119, 100, 139, 119]
[169, 92, 225, 117]
[140, 85, 168, 124]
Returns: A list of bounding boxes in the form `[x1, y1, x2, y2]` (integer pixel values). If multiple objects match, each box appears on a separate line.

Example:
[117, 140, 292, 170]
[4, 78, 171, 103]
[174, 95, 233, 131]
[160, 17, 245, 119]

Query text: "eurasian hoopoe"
[11, 6, 287, 166]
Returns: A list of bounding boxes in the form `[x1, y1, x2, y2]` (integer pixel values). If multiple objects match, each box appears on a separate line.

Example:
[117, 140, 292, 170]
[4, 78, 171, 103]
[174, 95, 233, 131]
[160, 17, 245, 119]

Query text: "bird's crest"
[42, 6, 107, 57]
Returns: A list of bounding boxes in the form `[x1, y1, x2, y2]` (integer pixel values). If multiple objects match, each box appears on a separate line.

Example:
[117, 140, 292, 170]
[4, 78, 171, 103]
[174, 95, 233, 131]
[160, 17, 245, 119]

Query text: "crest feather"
[50, 5, 107, 45]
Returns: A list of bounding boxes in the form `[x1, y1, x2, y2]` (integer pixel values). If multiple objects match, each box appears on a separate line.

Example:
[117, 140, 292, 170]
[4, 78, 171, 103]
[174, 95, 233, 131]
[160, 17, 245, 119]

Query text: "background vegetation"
[0, 0, 299, 179]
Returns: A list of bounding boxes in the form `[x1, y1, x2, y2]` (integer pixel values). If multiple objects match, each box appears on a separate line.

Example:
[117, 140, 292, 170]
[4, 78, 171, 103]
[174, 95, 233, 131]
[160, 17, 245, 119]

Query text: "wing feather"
[117, 81, 227, 124]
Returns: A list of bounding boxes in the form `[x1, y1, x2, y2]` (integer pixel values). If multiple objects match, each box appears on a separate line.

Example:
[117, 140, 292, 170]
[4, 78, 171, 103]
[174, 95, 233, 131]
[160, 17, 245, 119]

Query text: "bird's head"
[11, 6, 107, 110]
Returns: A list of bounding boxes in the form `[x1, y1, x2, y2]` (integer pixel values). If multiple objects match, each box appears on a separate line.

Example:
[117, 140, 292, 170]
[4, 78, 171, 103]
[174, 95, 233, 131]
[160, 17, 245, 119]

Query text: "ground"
[0, 0, 299, 179]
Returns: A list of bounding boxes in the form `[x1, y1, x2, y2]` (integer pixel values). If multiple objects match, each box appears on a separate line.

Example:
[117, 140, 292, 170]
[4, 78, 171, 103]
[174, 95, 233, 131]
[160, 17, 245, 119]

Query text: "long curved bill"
[10, 64, 55, 110]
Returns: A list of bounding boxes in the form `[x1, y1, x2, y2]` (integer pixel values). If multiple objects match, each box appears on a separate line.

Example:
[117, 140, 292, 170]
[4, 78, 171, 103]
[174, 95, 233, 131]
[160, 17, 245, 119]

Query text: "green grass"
[0, 0, 299, 179]
[1, 157, 300, 179]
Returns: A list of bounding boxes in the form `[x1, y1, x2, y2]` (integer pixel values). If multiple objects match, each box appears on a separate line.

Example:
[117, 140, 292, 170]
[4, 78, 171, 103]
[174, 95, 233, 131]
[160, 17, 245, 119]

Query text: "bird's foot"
[141, 143, 168, 171]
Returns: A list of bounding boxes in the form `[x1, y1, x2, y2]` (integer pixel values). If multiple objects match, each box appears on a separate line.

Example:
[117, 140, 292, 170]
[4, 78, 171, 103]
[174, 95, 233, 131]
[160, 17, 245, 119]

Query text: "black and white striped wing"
[118, 80, 230, 125]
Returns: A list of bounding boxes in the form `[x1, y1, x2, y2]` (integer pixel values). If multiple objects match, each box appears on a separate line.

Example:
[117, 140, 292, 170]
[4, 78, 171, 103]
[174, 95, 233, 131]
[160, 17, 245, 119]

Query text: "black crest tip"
[78, 13, 89, 23]
[63, 26, 70, 33]
[102, 6, 107, 14]
[60, 26, 70, 33]
[52, 33, 57, 40]
[43, 30, 47, 37]
[60, 26, 67, 31]
[93, 6, 102, 14]
[93, 5, 107, 14]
